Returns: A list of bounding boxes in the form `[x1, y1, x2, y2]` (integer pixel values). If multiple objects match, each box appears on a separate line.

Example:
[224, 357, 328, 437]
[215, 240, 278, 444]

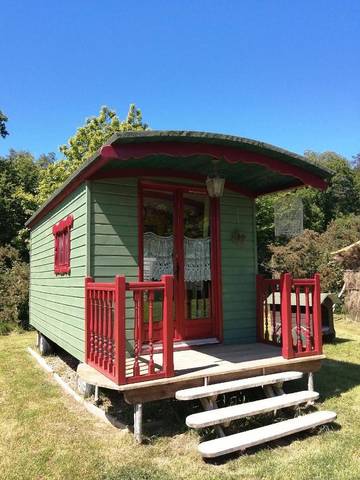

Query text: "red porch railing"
[85, 275, 174, 385]
[256, 273, 322, 359]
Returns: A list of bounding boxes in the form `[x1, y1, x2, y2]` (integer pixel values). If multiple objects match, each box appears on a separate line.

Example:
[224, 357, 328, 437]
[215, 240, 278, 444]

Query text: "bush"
[0, 245, 29, 334]
[268, 230, 322, 279]
[268, 215, 360, 293]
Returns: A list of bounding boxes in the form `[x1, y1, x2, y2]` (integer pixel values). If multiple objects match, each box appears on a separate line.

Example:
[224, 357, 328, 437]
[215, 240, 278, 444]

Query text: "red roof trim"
[101, 143, 328, 190]
[27, 140, 328, 229]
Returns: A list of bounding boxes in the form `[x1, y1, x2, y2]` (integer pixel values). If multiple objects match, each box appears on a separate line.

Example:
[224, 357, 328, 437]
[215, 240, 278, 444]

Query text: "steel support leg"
[134, 403, 143, 443]
[200, 397, 225, 437]
[308, 372, 314, 391]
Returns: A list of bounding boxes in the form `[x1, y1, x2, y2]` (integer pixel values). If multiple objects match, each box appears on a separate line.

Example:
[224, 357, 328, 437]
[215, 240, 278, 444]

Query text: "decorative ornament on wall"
[231, 229, 246, 246]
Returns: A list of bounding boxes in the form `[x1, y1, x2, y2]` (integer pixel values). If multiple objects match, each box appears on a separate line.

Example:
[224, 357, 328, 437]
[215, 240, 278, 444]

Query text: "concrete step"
[198, 410, 337, 458]
[186, 390, 319, 428]
[176, 371, 303, 401]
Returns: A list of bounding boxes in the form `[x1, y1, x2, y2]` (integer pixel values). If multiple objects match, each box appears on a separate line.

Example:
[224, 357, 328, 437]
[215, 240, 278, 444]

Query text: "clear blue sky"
[1, 0, 359, 160]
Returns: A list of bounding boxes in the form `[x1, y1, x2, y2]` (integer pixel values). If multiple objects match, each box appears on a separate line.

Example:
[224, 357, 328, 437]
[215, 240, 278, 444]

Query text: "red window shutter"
[53, 215, 73, 275]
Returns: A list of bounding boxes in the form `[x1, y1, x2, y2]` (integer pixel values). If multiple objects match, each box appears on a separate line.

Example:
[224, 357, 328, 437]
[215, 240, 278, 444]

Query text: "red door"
[139, 182, 221, 342]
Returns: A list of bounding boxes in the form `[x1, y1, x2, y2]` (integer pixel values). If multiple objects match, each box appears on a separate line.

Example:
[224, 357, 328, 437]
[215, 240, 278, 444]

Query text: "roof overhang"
[26, 130, 332, 229]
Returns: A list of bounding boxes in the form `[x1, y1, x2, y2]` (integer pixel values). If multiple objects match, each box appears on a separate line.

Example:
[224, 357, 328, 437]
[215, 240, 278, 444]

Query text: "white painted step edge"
[176, 371, 303, 401]
[187, 390, 319, 428]
[198, 410, 337, 458]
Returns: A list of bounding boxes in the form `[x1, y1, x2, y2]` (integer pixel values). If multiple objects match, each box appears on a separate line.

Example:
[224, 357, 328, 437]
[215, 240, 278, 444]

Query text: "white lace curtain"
[143, 231, 211, 282]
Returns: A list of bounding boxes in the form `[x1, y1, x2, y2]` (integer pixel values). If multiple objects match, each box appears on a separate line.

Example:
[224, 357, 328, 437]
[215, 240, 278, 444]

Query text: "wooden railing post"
[161, 275, 174, 377]
[256, 275, 264, 342]
[114, 275, 126, 385]
[85, 276, 93, 363]
[280, 273, 294, 359]
[312, 273, 322, 355]
[133, 290, 141, 377]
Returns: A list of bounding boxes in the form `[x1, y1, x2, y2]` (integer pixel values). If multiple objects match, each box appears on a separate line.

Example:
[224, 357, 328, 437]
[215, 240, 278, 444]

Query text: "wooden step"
[198, 410, 337, 458]
[176, 371, 303, 401]
[186, 390, 319, 428]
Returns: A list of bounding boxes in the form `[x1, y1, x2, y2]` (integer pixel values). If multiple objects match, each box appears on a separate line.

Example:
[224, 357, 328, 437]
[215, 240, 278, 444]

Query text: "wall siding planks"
[90, 180, 257, 349]
[90, 178, 139, 348]
[29, 185, 88, 361]
[220, 191, 257, 344]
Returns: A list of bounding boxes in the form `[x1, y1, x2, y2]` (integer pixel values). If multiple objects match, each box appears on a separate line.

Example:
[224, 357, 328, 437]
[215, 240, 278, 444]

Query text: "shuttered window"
[53, 215, 73, 274]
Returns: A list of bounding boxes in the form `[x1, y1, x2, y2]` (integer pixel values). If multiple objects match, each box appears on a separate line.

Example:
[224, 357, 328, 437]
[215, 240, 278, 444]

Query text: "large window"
[53, 215, 73, 275]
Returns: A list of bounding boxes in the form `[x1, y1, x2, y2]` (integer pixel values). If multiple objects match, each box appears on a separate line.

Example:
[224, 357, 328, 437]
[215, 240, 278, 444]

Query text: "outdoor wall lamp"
[206, 159, 225, 198]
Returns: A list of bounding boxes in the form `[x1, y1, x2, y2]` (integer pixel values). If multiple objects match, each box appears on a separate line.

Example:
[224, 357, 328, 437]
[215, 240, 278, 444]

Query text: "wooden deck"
[78, 342, 324, 404]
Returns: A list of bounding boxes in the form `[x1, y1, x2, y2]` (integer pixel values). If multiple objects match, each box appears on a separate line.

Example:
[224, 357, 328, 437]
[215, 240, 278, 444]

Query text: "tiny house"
[26, 131, 335, 451]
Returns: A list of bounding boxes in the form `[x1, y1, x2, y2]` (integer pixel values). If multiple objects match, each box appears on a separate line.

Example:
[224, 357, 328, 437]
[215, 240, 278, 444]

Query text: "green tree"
[37, 152, 56, 169]
[60, 104, 147, 169]
[37, 104, 148, 204]
[256, 195, 276, 271]
[0, 245, 29, 334]
[0, 110, 9, 138]
[268, 215, 360, 292]
[256, 151, 360, 272]
[0, 150, 40, 257]
[309, 151, 360, 226]
[268, 229, 322, 279]
[36, 159, 71, 205]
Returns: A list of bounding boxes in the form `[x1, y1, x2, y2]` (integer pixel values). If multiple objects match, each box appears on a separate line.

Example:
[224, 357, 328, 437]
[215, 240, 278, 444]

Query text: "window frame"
[53, 214, 73, 275]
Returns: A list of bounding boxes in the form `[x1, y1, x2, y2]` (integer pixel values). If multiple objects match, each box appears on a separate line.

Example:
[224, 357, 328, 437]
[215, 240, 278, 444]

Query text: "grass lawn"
[0, 317, 359, 480]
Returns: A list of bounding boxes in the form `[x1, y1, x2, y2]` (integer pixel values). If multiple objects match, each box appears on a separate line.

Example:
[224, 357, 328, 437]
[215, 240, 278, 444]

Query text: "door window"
[183, 193, 211, 321]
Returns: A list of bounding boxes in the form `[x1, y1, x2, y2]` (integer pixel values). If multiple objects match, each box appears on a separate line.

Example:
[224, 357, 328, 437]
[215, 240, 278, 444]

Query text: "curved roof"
[26, 130, 332, 228]
[107, 130, 331, 179]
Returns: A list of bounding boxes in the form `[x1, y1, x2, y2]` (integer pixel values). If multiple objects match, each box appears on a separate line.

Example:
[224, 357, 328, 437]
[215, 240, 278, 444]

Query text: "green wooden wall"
[29, 176, 257, 362]
[29, 184, 88, 361]
[88, 179, 257, 346]
[90, 178, 138, 348]
[220, 191, 257, 344]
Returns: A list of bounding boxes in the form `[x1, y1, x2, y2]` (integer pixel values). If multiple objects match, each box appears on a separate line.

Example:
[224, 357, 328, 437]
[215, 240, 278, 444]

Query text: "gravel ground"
[44, 348, 79, 391]
[38, 345, 134, 424]
[36, 344, 207, 437]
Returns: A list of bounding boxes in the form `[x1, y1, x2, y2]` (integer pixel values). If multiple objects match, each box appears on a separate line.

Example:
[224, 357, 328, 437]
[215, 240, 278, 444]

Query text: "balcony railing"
[256, 273, 322, 359]
[85, 271, 321, 385]
[85, 275, 174, 385]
